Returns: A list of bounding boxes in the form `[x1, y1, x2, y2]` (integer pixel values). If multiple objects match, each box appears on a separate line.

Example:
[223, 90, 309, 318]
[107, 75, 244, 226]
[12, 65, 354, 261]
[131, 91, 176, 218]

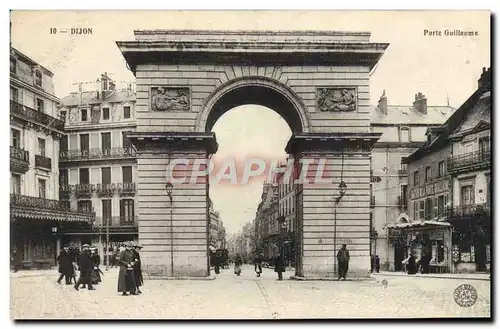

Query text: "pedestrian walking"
[374, 255, 380, 273]
[370, 255, 375, 273]
[337, 244, 350, 281]
[234, 254, 242, 276]
[274, 253, 285, 281]
[132, 244, 144, 294]
[407, 253, 417, 275]
[254, 253, 263, 277]
[74, 244, 95, 291]
[117, 242, 137, 296]
[213, 252, 221, 274]
[90, 247, 102, 285]
[12, 248, 22, 273]
[56, 246, 73, 285]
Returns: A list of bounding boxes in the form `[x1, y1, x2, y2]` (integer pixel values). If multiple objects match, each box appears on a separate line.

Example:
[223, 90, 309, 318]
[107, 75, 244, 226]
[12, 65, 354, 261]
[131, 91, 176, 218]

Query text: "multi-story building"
[10, 47, 95, 267]
[57, 73, 137, 257]
[276, 163, 296, 266]
[399, 67, 491, 273]
[254, 182, 279, 262]
[209, 201, 226, 250]
[370, 91, 455, 270]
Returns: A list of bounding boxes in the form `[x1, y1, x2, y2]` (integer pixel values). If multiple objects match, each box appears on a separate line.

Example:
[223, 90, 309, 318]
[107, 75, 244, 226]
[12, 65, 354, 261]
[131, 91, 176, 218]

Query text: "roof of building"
[11, 46, 54, 77]
[450, 91, 491, 138]
[60, 90, 136, 107]
[370, 105, 455, 125]
[403, 69, 491, 164]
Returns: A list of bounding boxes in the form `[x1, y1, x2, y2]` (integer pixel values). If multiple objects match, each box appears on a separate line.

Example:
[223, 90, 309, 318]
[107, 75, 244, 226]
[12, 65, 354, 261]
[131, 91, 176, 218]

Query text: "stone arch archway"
[119, 29, 388, 279]
[195, 76, 311, 133]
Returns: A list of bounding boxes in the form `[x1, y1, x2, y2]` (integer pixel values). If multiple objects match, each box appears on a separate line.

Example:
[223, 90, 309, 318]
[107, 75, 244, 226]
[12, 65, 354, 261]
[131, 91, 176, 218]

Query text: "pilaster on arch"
[195, 76, 311, 133]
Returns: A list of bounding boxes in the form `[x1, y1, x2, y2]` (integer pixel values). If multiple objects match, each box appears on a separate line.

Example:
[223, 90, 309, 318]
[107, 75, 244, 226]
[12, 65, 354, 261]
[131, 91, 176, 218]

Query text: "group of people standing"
[56, 244, 102, 289]
[117, 242, 144, 296]
[55, 241, 144, 296]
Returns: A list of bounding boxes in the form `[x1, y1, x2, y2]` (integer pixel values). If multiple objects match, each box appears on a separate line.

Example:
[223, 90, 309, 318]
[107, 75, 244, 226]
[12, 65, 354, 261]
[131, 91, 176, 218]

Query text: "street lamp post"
[166, 182, 174, 276]
[333, 181, 347, 275]
[105, 217, 110, 271]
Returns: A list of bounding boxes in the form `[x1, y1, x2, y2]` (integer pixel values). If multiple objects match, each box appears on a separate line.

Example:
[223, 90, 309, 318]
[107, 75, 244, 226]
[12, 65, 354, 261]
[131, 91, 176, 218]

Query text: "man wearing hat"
[117, 242, 137, 296]
[90, 246, 102, 285]
[56, 245, 73, 285]
[132, 243, 144, 294]
[74, 244, 95, 291]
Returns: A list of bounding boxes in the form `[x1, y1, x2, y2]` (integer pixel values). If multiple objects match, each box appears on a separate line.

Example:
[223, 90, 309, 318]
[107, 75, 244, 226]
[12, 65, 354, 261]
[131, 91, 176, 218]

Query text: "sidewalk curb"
[144, 275, 216, 281]
[290, 275, 376, 282]
[371, 273, 491, 281]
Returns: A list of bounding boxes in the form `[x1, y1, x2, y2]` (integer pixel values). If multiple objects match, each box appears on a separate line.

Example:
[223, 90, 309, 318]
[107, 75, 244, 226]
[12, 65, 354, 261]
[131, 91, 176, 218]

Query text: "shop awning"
[386, 220, 451, 229]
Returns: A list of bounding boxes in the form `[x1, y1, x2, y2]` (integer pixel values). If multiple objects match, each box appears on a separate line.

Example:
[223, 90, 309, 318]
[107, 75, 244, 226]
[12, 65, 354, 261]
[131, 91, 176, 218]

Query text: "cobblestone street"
[10, 265, 490, 319]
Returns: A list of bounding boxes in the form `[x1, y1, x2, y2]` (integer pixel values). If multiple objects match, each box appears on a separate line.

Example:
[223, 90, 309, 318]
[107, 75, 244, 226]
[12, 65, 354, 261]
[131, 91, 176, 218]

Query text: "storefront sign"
[410, 179, 450, 200]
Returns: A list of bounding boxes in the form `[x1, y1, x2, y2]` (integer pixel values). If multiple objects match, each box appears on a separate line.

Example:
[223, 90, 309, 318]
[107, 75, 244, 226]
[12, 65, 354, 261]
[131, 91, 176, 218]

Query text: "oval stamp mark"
[453, 284, 478, 307]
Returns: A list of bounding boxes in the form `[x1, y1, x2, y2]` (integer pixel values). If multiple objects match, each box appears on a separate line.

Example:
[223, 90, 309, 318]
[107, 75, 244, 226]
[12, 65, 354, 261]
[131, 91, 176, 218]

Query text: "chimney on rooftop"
[413, 92, 427, 115]
[478, 67, 491, 90]
[377, 90, 388, 114]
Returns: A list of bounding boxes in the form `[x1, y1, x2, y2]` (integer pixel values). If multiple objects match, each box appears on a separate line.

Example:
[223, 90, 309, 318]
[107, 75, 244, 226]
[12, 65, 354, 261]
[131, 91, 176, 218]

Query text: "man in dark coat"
[374, 255, 380, 273]
[337, 244, 350, 281]
[118, 242, 137, 296]
[12, 248, 22, 273]
[274, 253, 285, 281]
[90, 247, 102, 285]
[74, 244, 95, 291]
[132, 244, 144, 294]
[57, 246, 73, 284]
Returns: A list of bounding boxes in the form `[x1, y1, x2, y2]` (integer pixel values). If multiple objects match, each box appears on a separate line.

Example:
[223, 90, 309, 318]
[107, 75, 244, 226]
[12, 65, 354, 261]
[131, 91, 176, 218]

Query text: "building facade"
[276, 164, 296, 266]
[57, 73, 137, 259]
[446, 68, 491, 273]
[370, 91, 455, 271]
[10, 47, 95, 267]
[209, 202, 226, 250]
[400, 67, 491, 273]
[254, 183, 279, 262]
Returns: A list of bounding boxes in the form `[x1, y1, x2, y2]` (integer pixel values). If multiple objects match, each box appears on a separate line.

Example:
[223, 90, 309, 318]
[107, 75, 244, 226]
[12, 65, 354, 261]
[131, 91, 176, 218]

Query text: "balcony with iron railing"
[446, 203, 491, 221]
[75, 184, 94, 198]
[10, 100, 65, 132]
[59, 184, 72, 200]
[447, 149, 491, 174]
[60, 147, 136, 162]
[35, 154, 52, 171]
[10, 146, 30, 173]
[97, 216, 138, 228]
[398, 168, 408, 177]
[118, 182, 136, 196]
[10, 194, 95, 223]
[96, 183, 116, 197]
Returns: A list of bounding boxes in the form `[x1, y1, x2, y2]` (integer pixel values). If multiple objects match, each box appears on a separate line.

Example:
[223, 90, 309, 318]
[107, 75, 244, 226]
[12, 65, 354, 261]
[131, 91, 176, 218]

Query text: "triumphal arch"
[117, 30, 388, 279]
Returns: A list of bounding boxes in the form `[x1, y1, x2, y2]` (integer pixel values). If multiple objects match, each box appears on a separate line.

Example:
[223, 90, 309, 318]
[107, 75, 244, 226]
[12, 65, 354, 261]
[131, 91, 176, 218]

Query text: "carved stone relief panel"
[317, 87, 357, 112]
[151, 86, 190, 111]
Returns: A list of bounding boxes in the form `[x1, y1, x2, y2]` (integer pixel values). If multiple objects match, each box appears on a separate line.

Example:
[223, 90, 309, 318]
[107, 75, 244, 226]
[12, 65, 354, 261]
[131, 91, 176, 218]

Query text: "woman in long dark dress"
[407, 254, 417, 274]
[90, 248, 102, 285]
[117, 242, 137, 296]
[132, 244, 144, 294]
[274, 253, 285, 281]
[234, 254, 242, 276]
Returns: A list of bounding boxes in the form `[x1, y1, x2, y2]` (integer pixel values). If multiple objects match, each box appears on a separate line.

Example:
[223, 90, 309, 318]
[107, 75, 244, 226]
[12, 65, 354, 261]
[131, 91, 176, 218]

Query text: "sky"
[10, 11, 490, 234]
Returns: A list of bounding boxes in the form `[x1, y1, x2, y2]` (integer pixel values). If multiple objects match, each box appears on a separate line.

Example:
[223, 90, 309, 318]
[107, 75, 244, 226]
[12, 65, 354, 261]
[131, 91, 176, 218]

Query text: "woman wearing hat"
[132, 244, 144, 294]
[117, 242, 137, 296]
[90, 247, 102, 285]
